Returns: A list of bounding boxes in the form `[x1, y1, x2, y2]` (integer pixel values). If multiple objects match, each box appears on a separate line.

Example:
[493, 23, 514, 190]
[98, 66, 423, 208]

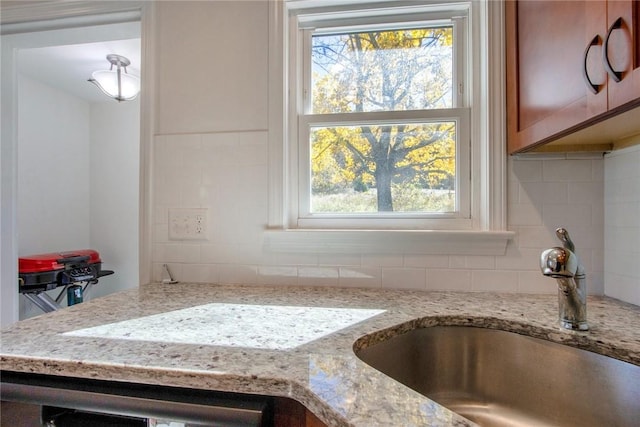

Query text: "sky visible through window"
[311, 27, 454, 113]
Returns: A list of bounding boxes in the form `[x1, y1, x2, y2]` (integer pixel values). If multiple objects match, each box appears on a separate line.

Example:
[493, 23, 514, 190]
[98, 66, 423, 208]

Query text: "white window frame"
[266, 0, 514, 255]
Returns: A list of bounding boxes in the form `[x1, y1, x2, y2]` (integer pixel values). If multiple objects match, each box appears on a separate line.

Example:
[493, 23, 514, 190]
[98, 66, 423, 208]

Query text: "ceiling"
[18, 38, 141, 104]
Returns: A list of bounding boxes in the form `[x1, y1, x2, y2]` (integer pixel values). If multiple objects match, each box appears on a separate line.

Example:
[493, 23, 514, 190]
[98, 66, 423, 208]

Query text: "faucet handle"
[556, 228, 575, 252]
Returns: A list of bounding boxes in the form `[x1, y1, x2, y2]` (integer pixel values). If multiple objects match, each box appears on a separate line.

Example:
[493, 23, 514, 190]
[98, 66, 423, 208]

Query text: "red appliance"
[18, 249, 113, 312]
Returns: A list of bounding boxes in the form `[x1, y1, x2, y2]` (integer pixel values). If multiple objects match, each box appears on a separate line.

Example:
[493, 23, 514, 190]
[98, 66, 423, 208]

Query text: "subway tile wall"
[152, 131, 605, 295]
[604, 145, 640, 305]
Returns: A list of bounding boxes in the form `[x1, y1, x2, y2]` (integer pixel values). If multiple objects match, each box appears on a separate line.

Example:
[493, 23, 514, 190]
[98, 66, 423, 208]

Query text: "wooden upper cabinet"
[606, 0, 640, 109]
[507, 0, 640, 154]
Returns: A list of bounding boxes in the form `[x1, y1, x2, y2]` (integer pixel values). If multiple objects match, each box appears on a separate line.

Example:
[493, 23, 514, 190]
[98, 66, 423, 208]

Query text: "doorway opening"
[17, 28, 141, 319]
[1, 5, 148, 325]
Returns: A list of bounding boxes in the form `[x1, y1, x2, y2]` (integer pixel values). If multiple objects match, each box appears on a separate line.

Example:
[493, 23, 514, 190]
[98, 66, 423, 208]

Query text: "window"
[267, 0, 513, 254]
[295, 3, 470, 229]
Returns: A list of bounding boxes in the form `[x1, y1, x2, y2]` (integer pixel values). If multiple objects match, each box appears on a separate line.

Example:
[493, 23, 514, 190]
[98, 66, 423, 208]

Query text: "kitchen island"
[2, 283, 640, 426]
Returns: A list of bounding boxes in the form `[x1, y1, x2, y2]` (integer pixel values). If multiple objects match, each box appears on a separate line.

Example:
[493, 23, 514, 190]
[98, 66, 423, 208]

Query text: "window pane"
[310, 122, 456, 214]
[312, 27, 454, 114]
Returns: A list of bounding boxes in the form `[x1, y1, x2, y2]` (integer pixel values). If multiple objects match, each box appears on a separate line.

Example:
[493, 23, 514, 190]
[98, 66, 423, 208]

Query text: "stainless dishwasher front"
[1, 372, 271, 427]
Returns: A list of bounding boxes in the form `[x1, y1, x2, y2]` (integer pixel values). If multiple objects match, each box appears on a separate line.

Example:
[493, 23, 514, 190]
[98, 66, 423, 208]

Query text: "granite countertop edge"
[2, 283, 639, 427]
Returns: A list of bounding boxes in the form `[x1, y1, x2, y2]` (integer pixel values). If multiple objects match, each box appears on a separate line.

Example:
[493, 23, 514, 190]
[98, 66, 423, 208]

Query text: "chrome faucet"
[540, 228, 588, 331]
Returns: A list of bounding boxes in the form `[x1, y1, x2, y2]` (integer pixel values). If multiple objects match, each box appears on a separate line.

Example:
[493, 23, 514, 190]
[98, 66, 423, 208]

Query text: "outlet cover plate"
[168, 208, 208, 241]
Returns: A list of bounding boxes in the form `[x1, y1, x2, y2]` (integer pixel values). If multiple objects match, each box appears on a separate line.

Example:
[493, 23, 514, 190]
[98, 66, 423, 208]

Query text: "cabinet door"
[605, 0, 640, 109]
[506, 0, 608, 153]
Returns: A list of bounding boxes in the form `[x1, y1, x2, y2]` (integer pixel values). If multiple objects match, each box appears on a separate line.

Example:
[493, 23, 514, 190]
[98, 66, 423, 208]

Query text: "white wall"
[604, 143, 640, 305]
[18, 75, 91, 255]
[149, 1, 606, 297]
[90, 100, 140, 298]
[18, 75, 91, 318]
[17, 75, 140, 319]
[154, 1, 268, 135]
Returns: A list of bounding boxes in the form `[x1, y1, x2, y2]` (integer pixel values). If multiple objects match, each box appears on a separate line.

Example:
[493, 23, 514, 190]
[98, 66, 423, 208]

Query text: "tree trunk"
[375, 161, 393, 211]
[366, 125, 394, 212]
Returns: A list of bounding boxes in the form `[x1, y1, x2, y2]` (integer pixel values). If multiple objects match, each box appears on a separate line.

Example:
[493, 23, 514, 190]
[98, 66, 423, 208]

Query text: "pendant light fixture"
[89, 54, 140, 102]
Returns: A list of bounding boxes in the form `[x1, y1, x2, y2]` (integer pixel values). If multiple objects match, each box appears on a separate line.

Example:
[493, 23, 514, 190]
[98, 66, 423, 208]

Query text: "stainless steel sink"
[355, 326, 640, 427]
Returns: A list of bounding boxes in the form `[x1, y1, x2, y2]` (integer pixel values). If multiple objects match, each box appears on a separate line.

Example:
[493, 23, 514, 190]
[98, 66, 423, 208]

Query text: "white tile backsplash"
[318, 253, 362, 267]
[568, 181, 604, 204]
[297, 267, 339, 287]
[518, 181, 568, 205]
[542, 203, 593, 229]
[464, 255, 496, 270]
[427, 269, 471, 291]
[510, 159, 542, 182]
[219, 264, 259, 285]
[403, 254, 450, 268]
[180, 264, 220, 284]
[508, 203, 543, 226]
[604, 144, 640, 305]
[515, 226, 557, 248]
[517, 271, 555, 294]
[338, 267, 382, 288]
[495, 246, 541, 271]
[361, 253, 404, 268]
[471, 270, 519, 292]
[274, 252, 318, 267]
[382, 268, 426, 290]
[151, 132, 610, 296]
[542, 159, 593, 182]
[142, 0, 637, 304]
[257, 266, 299, 286]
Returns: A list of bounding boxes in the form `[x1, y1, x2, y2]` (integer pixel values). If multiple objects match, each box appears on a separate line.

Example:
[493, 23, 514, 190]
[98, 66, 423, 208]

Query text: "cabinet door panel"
[518, 2, 586, 129]
[507, 0, 608, 153]
[606, 0, 640, 109]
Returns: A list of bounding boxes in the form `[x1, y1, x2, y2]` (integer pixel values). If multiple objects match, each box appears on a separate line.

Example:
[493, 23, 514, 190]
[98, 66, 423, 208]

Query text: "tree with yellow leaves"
[310, 27, 456, 213]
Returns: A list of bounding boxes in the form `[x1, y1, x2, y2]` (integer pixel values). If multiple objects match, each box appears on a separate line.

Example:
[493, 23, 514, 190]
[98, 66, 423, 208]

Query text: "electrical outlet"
[168, 208, 208, 240]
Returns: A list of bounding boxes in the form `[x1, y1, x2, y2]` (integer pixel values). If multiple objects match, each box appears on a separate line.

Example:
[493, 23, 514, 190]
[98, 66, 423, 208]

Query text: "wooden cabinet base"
[273, 397, 328, 427]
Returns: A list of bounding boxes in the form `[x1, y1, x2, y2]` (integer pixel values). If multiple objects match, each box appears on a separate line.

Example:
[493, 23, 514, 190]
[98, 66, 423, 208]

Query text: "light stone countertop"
[2, 283, 640, 426]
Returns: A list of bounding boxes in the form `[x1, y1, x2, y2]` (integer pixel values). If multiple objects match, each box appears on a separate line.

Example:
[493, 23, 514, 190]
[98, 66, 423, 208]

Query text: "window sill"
[263, 229, 515, 256]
